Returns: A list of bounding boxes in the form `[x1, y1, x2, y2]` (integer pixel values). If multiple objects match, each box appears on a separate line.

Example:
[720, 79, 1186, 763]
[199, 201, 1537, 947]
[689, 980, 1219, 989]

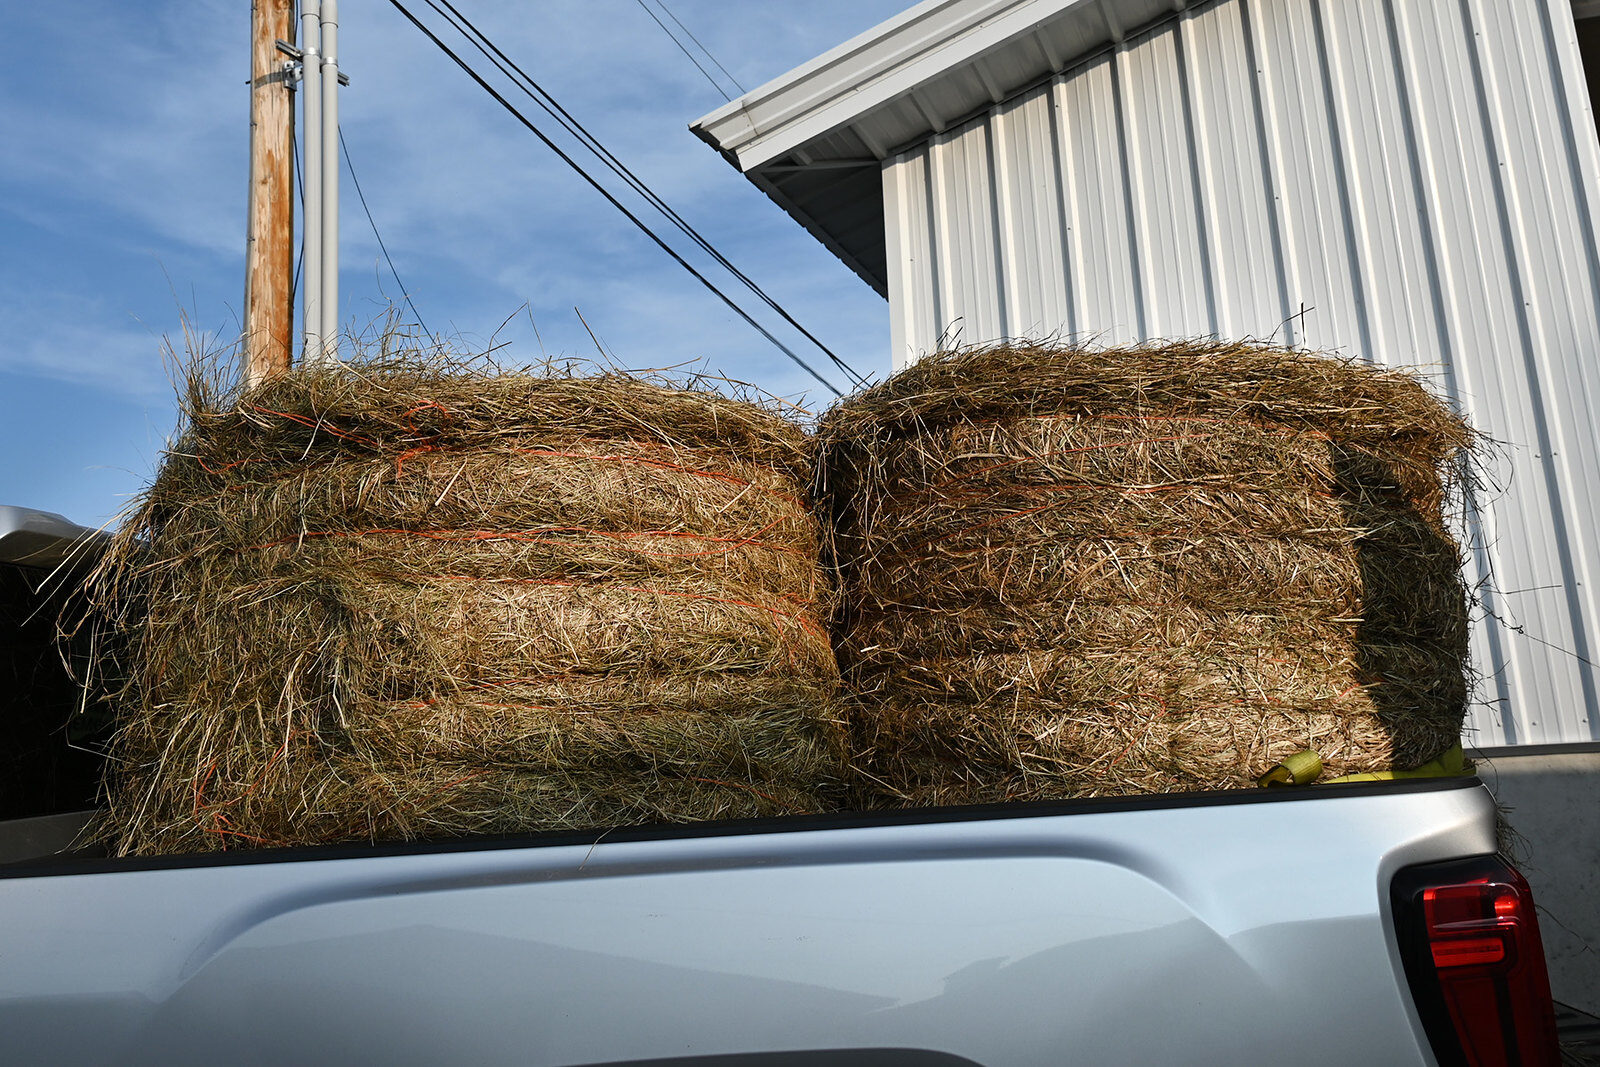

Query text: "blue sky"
[0, 1, 908, 528]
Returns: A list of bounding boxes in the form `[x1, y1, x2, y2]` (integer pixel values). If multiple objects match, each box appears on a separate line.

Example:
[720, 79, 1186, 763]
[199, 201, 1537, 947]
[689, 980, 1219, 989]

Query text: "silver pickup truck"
[0, 507, 1564, 1066]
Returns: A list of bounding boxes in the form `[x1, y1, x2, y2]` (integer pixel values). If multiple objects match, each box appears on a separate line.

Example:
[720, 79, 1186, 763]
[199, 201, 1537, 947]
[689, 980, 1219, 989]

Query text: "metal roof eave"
[746, 167, 889, 294]
[691, 0, 1186, 292]
[692, 0, 1108, 171]
[688, 124, 888, 293]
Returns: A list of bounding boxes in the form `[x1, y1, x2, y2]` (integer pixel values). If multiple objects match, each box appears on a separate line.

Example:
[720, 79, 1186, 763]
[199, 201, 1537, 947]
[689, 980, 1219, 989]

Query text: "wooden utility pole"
[244, 0, 296, 385]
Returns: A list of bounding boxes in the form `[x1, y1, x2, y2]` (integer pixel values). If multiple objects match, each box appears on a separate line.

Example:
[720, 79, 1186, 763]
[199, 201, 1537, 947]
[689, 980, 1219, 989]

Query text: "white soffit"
[691, 0, 1190, 292]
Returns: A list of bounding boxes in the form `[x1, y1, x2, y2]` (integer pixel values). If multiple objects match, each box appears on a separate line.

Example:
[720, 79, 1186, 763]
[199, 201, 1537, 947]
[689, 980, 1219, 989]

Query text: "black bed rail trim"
[1469, 741, 1600, 758]
[0, 775, 1482, 879]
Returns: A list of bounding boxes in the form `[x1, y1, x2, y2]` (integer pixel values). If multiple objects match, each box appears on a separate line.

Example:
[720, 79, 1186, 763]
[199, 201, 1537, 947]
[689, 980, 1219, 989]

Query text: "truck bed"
[0, 778, 1494, 1065]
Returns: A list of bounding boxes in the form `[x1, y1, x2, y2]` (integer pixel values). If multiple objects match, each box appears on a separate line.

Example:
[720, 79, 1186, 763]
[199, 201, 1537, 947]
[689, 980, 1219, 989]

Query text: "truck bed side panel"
[0, 782, 1494, 1066]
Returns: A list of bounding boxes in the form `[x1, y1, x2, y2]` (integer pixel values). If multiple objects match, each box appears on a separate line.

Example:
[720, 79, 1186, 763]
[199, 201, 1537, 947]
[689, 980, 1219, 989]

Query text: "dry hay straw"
[817, 341, 1474, 806]
[87, 344, 843, 855]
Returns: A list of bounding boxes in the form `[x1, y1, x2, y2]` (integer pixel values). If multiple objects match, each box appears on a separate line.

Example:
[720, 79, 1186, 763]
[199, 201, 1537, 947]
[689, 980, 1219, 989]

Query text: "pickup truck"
[0, 505, 1565, 1066]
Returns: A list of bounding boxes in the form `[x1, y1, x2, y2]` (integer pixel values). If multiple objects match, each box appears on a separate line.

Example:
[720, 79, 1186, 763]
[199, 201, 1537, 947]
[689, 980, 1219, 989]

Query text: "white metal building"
[694, 0, 1600, 751]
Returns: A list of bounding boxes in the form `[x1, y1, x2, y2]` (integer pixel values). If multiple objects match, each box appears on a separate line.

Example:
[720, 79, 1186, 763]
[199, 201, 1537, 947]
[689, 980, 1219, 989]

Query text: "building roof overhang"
[691, 0, 1189, 294]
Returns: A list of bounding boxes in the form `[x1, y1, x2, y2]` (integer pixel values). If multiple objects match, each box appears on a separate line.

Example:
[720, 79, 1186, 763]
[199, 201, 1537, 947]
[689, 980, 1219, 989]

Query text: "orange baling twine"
[247, 518, 804, 561]
[427, 575, 828, 643]
[198, 401, 806, 507]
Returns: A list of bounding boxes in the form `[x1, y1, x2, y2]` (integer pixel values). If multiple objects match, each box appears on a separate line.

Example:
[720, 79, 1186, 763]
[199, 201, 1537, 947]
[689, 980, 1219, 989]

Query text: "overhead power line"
[652, 0, 747, 95]
[387, 0, 849, 396]
[632, 0, 730, 102]
[339, 128, 431, 337]
[424, 0, 865, 389]
[419, 0, 868, 390]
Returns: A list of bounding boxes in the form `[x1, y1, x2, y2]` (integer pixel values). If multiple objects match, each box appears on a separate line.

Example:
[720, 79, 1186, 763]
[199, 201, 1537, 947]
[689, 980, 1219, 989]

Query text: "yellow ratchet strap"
[1256, 749, 1324, 787]
[1323, 742, 1470, 784]
[1258, 741, 1471, 788]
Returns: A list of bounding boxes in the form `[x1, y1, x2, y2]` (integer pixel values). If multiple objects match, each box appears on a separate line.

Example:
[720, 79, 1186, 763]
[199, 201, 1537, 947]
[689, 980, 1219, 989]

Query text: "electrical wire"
[421, 0, 868, 390]
[387, 0, 846, 396]
[427, 0, 866, 388]
[653, 0, 747, 95]
[632, 0, 729, 101]
[291, 127, 304, 307]
[340, 128, 432, 337]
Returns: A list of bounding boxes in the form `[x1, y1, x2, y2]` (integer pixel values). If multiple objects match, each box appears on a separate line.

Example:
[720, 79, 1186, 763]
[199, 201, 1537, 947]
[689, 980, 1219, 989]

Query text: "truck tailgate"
[0, 779, 1494, 1066]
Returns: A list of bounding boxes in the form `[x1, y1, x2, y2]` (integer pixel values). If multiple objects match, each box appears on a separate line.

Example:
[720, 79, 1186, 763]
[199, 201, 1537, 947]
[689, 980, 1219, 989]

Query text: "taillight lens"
[1393, 855, 1560, 1066]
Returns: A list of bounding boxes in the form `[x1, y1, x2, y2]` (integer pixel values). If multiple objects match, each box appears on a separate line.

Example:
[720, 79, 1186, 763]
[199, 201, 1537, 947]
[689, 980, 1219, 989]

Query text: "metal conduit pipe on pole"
[319, 0, 340, 363]
[300, 0, 323, 362]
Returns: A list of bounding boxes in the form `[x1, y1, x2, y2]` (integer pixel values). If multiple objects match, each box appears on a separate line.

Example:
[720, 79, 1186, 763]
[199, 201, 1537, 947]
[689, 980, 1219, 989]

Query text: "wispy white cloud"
[0, 0, 909, 528]
[0, 3, 246, 260]
[0, 290, 213, 400]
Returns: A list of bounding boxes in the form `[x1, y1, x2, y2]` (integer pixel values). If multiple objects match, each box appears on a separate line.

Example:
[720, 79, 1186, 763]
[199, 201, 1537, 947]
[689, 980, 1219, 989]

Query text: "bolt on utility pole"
[243, 0, 296, 386]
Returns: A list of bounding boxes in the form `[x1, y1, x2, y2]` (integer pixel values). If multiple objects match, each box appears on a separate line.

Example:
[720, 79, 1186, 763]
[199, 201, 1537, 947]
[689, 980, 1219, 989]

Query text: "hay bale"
[817, 342, 1473, 806]
[90, 353, 843, 854]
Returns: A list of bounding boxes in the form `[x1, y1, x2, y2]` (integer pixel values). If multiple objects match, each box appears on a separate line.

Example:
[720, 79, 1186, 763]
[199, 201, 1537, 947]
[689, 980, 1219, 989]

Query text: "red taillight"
[1431, 935, 1508, 969]
[1425, 881, 1520, 970]
[1394, 857, 1560, 1066]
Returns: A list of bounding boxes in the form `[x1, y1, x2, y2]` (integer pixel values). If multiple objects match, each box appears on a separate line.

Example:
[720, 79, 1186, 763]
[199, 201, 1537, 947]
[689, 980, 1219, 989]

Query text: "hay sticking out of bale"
[89, 350, 843, 855]
[818, 342, 1473, 806]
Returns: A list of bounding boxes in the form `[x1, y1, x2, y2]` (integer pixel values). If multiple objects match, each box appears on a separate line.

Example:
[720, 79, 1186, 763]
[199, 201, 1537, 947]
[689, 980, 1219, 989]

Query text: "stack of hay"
[818, 343, 1472, 806]
[91, 356, 842, 854]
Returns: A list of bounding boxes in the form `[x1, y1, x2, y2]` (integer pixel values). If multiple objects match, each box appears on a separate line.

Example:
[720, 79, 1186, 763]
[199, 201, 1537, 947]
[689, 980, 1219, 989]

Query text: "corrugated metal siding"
[881, 0, 1600, 746]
